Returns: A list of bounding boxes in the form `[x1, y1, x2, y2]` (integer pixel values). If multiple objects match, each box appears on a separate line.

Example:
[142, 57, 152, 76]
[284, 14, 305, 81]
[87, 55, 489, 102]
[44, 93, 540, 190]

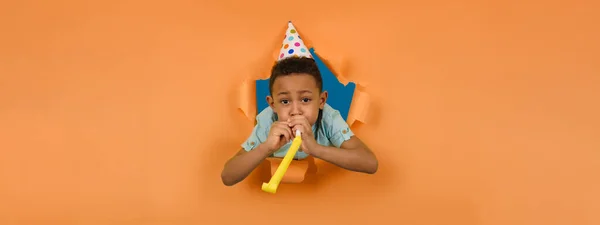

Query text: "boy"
[221, 57, 378, 186]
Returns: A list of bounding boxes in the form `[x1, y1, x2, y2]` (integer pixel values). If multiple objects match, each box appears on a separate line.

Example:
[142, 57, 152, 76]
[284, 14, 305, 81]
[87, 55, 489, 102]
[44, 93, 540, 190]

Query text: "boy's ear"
[266, 96, 275, 108]
[319, 91, 328, 109]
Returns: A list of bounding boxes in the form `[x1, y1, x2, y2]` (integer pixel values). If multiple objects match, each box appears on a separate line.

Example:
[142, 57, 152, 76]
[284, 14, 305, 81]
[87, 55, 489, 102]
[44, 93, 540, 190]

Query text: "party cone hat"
[278, 21, 312, 60]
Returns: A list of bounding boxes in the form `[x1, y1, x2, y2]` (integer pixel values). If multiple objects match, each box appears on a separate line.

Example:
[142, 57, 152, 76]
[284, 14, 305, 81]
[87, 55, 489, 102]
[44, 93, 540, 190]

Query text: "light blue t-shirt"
[241, 103, 354, 160]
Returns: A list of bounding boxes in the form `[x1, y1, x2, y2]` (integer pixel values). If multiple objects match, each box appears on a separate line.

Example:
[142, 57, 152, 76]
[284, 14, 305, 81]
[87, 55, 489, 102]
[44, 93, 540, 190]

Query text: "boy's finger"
[283, 127, 292, 140]
[274, 126, 291, 140]
[291, 127, 297, 136]
[284, 124, 294, 138]
[288, 118, 310, 127]
[301, 130, 312, 141]
[276, 122, 292, 132]
[286, 127, 293, 140]
[292, 125, 307, 136]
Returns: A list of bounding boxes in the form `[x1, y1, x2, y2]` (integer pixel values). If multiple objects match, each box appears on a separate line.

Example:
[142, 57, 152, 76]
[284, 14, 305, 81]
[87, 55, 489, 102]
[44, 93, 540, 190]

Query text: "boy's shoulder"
[321, 103, 339, 117]
[321, 103, 345, 125]
[256, 106, 276, 126]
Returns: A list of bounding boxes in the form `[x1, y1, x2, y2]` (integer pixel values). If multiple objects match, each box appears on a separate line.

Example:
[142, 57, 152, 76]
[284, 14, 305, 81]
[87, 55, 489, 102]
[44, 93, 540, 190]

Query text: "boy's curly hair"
[269, 56, 323, 95]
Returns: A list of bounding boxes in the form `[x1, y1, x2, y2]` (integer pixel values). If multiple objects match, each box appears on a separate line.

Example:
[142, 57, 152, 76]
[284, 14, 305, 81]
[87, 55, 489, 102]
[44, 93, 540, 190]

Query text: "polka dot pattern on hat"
[277, 21, 312, 61]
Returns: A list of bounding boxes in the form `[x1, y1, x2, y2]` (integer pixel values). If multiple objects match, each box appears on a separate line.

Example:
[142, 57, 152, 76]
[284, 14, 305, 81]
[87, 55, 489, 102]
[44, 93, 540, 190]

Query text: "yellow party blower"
[261, 130, 302, 194]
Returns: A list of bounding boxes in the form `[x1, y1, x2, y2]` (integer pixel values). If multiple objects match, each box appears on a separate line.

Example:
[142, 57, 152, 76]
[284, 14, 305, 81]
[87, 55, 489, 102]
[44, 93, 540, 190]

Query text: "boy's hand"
[288, 115, 319, 154]
[265, 121, 293, 153]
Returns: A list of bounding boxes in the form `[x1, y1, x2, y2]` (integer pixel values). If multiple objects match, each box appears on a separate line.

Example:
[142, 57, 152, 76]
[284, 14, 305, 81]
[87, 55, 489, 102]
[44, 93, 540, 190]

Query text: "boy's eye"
[280, 100, 289, 104]
[301, 98, 311, 103]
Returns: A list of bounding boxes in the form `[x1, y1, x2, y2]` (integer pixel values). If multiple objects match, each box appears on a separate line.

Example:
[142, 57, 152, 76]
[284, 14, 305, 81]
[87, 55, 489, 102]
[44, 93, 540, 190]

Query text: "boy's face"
[267, 73, 328, 125]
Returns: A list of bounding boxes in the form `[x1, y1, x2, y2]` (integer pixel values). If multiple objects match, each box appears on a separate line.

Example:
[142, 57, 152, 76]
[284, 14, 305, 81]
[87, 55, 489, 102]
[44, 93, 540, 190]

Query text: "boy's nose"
[290, 103, 302, 116]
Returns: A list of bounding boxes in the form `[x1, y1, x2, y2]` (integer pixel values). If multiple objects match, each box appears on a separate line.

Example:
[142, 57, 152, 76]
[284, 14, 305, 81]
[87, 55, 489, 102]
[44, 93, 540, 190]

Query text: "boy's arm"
[221, 144, 272, 186]
[312, 136, 378, 174]
[222, 108, 274, 186]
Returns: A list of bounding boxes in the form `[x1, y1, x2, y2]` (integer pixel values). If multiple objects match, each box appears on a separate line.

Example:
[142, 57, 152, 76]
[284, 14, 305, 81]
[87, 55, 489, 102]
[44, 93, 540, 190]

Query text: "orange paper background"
[1, 1, 599, 225]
